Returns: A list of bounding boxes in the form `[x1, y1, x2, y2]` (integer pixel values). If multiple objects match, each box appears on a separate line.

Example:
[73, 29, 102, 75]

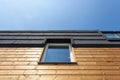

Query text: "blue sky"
[0, 0, 120, 31]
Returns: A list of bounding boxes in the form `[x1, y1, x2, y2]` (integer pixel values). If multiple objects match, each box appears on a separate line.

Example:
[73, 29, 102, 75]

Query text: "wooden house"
[0, 30, 120, 80]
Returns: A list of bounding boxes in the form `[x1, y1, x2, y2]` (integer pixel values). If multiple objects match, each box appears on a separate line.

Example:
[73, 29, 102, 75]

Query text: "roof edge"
[0, 30, 99, 33]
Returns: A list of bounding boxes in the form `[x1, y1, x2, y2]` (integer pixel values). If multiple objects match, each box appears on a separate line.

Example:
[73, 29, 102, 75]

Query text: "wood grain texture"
[0, 48, 120, 80]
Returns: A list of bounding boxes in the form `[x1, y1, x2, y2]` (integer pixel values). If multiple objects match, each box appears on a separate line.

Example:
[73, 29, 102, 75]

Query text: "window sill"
[38, 62, 77, 65]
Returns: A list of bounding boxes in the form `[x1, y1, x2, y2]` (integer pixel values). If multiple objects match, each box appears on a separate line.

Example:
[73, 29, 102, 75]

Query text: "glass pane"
[43, 45, 70, 62]
[105, 34, 119, 38]
[117, 33, 120, 38]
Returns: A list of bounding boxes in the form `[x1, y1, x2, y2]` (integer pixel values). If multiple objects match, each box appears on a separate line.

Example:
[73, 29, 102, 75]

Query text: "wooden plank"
[0, 65, 119, 70]
[0, 75, 120, 80]
[0, 58, 39, 61]
[0, 76, 18, 80]
[75, 51, 120, 55]
[75, 49, 120, 51]
[38, 75, 103, 80]
[0, 52, 42, 54]
[68, 75, 82, 80]
[54, 75, 69, 80]
[76, 55, 120, 58]
[36, 65, 120, 70]
[0, 66, 15, 70]
[0, 50, 43, 51]
[75, 48, 120, 50]
[0, 70, 120, 75]
[105, 76, 120, 80]
[80, 75, 104, 80]
[0, 62, 14, 65]
[0, 62, 38, 66]
[24, 70, 37, 74]
[78, 62, 120, 66]
[14, 62, 38, 65]
[76, 58, 120, 62]
[39, 75, 55, 80]
[34, 70, 120, 75]
[0, 70, 25, 75]
[0, 54, 40, 58]
[37, 70, 56, 74]
[18, 75, 40, 80]
[14, 66, 36, 69]
[75, 49, 120, 52]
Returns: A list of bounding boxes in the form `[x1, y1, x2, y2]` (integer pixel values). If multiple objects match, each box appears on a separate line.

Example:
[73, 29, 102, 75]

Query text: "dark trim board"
[0, 44, 45, 47]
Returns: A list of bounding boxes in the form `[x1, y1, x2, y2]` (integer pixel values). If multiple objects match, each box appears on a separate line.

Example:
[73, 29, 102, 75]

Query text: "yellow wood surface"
[0, 48, 120, 80]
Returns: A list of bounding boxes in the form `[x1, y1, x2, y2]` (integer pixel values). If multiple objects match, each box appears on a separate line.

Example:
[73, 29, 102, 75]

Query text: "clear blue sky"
[0, 0, 120, 31]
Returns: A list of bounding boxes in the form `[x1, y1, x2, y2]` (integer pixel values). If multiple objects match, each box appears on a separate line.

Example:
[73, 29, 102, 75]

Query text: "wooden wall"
[0, 48, 120, 80]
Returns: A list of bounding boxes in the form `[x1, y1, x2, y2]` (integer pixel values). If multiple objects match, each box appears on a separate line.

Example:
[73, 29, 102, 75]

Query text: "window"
[104, 33, 120, 38]
[117, 33, 120, 38]
[41, 44, 74, 63]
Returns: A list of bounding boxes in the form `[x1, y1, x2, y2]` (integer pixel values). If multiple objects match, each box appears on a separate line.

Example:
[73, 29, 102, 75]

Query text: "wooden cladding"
[0, 48, 120, 80]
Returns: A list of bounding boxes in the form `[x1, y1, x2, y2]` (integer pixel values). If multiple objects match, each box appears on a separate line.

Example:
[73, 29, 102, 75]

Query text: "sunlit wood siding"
[0, 48, 120, 80]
